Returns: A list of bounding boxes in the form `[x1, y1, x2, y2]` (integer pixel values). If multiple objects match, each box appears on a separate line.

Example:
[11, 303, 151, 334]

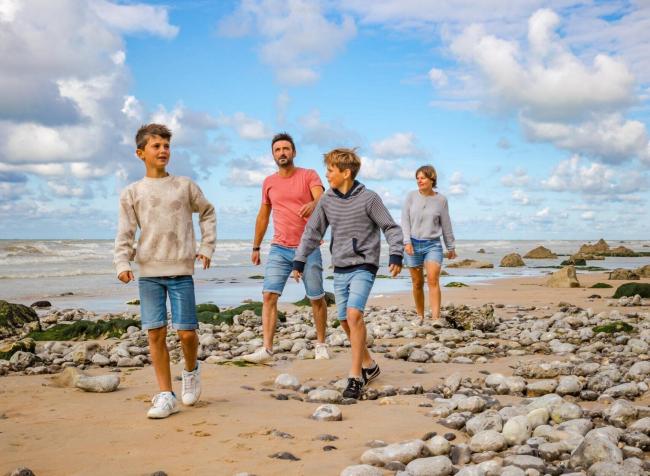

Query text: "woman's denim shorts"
[404, 237, 443, 268]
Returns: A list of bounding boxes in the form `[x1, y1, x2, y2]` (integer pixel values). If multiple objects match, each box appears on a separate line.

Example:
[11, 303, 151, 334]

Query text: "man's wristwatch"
[252, 246, 261, 251]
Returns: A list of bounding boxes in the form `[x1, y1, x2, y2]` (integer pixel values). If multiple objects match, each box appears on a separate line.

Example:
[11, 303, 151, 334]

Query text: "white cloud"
[359, 157, 414, 181]
[371, 132, 427, 159]
[446, 171, 468, 196]
[47, 181, 91, 199]
[512, 189, 530, 205]
[501, 168, 530, 187]
[445, 8, 649, 164]
[218, 112, 272, 140]
[428, 67, 448, 87]
[542, 155, 648, 196]
[223, 155, 276, 187]
[299, 109, 361, 149]
[581, 210, 595, 220]
[218, 0, 356, 85]
[535, 206, 550, 218]
[90, 0, 179, 38]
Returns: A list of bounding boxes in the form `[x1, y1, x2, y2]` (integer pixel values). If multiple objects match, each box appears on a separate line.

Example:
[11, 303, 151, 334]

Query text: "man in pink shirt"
[241, 132, 329, 364]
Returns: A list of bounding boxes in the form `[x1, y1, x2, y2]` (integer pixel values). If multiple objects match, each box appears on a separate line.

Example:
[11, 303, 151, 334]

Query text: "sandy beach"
[2, 270, 650, 475]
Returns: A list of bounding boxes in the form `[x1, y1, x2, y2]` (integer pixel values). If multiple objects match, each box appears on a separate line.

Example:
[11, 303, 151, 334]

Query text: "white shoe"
[314, 343, 331, 360]
[240, 347, 273, 364]
[147, 392, 179, 419]
[181, 362, 201, 406]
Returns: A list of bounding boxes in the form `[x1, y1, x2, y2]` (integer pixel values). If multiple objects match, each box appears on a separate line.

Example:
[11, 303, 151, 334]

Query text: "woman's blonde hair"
[415, 165, 437, 188]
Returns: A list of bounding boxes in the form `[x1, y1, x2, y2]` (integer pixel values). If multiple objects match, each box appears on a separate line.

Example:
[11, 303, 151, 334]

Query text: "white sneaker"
[147, 392, 179, 419]
[182, 363, 201, 406]
[240, 347, 273, 364]
[314, 343, 331, 360]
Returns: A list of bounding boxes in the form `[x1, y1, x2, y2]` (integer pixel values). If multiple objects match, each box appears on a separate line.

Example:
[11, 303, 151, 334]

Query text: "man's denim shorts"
[138, 275, 197, 330]
[404, 237, 444, 268]
[263, 244, 325, 299]
[333, 269, 376, 320]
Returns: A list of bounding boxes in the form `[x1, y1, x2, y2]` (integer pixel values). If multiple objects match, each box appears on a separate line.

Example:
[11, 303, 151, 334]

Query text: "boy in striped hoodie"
[292, 148, 403, 399]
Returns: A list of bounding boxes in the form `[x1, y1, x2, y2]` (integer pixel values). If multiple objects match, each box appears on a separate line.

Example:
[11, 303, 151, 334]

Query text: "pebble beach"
[2, 241, 650, 475]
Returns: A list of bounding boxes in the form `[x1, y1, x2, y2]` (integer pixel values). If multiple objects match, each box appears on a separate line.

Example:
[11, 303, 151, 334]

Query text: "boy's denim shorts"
[138, 275, 197, 331]
[333, 269, 376, 320]
[263, 244, 325, 299]
[404, 237, 444, 268]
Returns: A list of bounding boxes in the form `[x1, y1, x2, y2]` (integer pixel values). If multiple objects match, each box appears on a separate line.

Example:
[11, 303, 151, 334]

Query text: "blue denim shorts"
[333, 269, 376, 320]
[263, 244, 325, 299]
[404, 237, 444, 268]
[138, 276, 197, 331]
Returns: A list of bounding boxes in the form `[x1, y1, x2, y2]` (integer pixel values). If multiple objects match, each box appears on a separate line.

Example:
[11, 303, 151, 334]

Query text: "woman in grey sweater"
[401, 165, 456, 324]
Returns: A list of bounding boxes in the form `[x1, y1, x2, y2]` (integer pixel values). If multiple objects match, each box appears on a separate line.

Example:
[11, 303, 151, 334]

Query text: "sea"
[1, 239, 649, 313]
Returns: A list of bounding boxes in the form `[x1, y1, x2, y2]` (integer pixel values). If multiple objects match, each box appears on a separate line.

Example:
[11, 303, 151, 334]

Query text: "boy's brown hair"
[415, 164, 437, 188]
[135, 123, 172, 150]
[324, 148, 361, 179]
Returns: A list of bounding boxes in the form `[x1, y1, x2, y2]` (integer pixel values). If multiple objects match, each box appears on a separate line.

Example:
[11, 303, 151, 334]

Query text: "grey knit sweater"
[401, 190, 455, 250]
[293, 181, 403, 274]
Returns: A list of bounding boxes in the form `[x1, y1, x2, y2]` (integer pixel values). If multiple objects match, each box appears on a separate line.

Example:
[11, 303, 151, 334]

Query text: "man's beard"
[275, 156, 293, 168]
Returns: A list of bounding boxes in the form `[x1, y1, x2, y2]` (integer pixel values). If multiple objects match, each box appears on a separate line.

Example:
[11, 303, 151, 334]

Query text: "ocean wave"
[0, 269, 115, 279]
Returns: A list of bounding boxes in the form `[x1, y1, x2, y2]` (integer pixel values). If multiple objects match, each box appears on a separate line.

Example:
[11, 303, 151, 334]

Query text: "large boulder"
[579, 239, 609, 254]
[613, 283, 650, 298]
[446, 259, 493, 269]
[636, 264, 650, 278]
[500, 253, 525, 267]
[443, 304, 497, 331]
[0, 300, 41, 338]
[608, 268, 640, 280]
[523, 246, 557, 259]
[546, 266, 580, 288]
[608, 245, 637, 257]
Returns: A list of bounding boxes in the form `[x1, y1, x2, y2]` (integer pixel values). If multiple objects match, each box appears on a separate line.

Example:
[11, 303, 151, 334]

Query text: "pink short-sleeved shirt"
[262, 167, 324, 248]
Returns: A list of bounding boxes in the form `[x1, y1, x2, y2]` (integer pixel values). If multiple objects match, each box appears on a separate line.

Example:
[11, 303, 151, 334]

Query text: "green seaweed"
[293, 292, 336, 307]
[445, 281, 468, 288]
[217, 360, 257, 367]
[248, 275, 264, 279]
[125, 299, 140, 305]
[196, 303, 220, 313]
[198, 301, 285, 326]
[593, 322, 634, 334]
[0, 338, 36, 360]
[591, 282, 613, 289]
[613, 283, 650, 299]
[28, 319, 140, 341]
[561, 258, 586, 266]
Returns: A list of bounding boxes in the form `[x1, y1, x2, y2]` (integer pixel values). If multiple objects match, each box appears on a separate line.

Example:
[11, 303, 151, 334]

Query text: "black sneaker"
[342, 377, 365, 399]
[362, 362, 381, 384]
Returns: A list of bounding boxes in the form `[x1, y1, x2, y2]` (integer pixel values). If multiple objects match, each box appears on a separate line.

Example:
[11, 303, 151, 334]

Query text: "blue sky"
[1, 0, 649, 240]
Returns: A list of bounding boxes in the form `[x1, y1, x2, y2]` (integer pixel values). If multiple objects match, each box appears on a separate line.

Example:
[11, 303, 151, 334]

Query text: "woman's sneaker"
[182, 363, 201, 406]
[342, 377, 365, 399]
[147, 392, 179, 419]
[362, 362, 381, 384]
[240, 347, 273, 364]
[314, 343, 331, 360]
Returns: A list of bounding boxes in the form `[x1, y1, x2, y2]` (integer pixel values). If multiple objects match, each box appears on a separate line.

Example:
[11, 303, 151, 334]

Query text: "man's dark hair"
[271, 132, 296, 153]
[135, 124, 172, 150]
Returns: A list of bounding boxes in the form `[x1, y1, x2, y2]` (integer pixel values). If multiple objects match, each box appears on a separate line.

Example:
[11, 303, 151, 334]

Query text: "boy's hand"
[196, 254, 211, 269]
[447, 250, 457, 260]
[405, 243, 414, 256]
[118, 271, 134, 283]
[251, 250, 261, 265]
[291, 270, 302, 282]
[298, 200, 316, 218]
[389, 264, 402, 277]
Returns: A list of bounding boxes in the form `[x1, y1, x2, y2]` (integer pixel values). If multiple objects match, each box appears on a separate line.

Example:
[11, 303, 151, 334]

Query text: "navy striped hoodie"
[293, 181, 403, 275]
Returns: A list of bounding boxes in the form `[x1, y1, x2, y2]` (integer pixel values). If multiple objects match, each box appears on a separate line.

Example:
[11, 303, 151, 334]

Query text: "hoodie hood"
[332, 180, 365, 199]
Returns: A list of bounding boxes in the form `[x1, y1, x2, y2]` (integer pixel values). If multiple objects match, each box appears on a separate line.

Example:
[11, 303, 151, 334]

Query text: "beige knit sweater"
[113, 175, 216, 277]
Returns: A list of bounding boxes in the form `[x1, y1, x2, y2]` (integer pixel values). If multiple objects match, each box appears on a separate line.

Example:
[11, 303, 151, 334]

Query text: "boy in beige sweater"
[114, 123, 216, 419]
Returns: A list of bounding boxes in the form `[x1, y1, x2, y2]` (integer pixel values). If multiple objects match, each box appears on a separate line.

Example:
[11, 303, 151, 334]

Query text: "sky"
[0, 0, 649, 240]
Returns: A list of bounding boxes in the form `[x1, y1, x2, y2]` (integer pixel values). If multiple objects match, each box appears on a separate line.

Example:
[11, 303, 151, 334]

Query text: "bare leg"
[262, 292, 280, 351]
[148, 327, 172, 392]
[178, 329, 199, 371]
[409, 267, 425, 322]
[310, 297, 327, 343]
[340, 320, 373, 367]
[345, 309, 373, 377]
[425, 261, 442, 320]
